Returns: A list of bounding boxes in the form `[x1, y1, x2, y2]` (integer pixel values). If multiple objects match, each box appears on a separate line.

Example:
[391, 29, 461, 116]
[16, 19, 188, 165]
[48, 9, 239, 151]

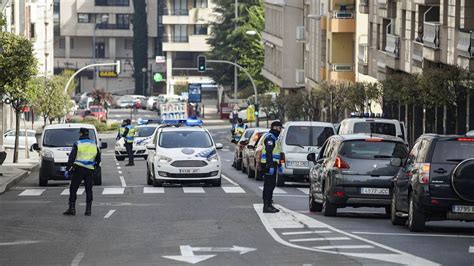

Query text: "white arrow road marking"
[0, 240, 42, 246]
[163, 245, 216, 264]
[254, 204, 439, 265]
[19, 189, 45, 196]
[61, 188, 84, 196]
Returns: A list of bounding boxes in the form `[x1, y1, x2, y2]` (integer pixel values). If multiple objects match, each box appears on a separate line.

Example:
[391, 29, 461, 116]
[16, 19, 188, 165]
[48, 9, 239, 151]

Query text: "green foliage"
[133, 0, 148, 95]
[68, 120, 119, 132]
[109, 122, 121, 131]
[83, 116, 99, 123]
[174, 85, 188, 95]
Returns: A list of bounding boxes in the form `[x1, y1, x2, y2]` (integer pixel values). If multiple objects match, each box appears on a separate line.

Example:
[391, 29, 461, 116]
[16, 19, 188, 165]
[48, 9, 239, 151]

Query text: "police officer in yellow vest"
[232, 118, 247, 143]
[118, 119, 136, 166]
[261, 121, 283, 213]
[63, 128, 101, 216]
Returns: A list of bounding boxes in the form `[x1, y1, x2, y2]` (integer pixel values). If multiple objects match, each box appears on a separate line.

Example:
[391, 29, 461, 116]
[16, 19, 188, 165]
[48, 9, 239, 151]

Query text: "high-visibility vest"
[74, 139, 98, 170]
[235, 125, 245, 137]
[260, 133, 281, 164]
[120, 125, 136, 143]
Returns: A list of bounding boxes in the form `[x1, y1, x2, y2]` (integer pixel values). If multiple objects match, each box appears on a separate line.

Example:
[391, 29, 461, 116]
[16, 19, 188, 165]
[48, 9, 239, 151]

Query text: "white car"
[146, 96, 158, 110]
[4, 129, 37, 149]
[115, 123, 160, 161]
[146, 121, 223, 187]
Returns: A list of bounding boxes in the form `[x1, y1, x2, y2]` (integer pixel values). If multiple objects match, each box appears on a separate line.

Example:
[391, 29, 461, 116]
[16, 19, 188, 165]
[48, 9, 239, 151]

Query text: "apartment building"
[358, 0, 474, 82]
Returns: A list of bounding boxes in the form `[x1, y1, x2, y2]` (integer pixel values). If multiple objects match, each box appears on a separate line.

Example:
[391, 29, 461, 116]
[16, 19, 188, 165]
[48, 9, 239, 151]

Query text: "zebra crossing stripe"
[297, 188, 309, 195]
[18, 189, 45, 196]
[102, 188, 125, 195]
[143, 187, 164, 194]
[182, 187, 205, 193]
[61, 188, 85, 196]
[221, 186, 245, 193]
[258, 187, 287, 194]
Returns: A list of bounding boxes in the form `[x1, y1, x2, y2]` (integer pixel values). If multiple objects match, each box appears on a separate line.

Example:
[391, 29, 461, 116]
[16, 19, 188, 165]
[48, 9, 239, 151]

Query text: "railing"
[163, 9, 189, 16]
[163, 35, 189, 43]
[423, 22, 441, 49]
[457, 30, 474, 58]
[96, 23, 130, 30]
[412, 41, 424, 62]
[358, 44, 368, 65]
[385, 34, 400, 58]
[331, 11, 354, 19]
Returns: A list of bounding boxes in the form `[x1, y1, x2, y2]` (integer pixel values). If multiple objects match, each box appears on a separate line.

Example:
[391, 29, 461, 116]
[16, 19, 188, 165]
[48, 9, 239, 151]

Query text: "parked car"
[247, 132, 270, 181]
[242, 129, 268, 176]
[89, 105, 107, 122]
[4, 129, 37, 149]
[140, 97, 149, 110]
[338, 115, 408, 144]
[116, 95, 136, 108]
[276, 121, 336, 186]
[66, 109, 86, 123]
[232, 128, 257, 170]
[146, 96, 158, 110]
[307, 134, 408, 216]
[391, 134, 474, 232]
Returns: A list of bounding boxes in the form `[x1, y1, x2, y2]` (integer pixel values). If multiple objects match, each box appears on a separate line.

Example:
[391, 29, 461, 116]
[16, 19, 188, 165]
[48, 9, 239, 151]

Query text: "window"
[95, 0, 129, 6]
[431, 140, 474, 163]
[78, 13, 92, 23]
[353, 122, 397, 136]
[30, 23, 35, 39]
[285, 126, 334, 147]
[70, 38, 74, 49]
[159, 131, 212, 148]
[43, 129, 97, 147]
[58, 37, 65, 49]
[136, 127, 157, 137]
[194, 25, 208, 35]
[172, 25, 188, 42]
[116, 14, 130, 27]
[194, 0, 207, 8]
[124, 39, 133, 50]
[339, 141, 408, 160]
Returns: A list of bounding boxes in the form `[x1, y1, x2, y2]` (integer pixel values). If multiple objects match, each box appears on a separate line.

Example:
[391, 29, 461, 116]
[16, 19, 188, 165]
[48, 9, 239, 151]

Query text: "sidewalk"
[0, 149, 39, 194]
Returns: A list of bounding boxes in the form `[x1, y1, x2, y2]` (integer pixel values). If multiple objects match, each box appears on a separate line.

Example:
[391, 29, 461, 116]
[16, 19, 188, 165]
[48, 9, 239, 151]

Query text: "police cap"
[271, 121, 283, 128]
[79, 127, 89, 136]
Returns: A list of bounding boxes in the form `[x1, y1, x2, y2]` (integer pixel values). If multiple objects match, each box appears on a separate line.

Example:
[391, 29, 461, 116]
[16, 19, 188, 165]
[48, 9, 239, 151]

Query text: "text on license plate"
[60, 166, 67, 172]
[179, 169, 200, 174]
[452, 205, 474, 213]
[360, 188, 389, 195]
[287, 161, 309, 167]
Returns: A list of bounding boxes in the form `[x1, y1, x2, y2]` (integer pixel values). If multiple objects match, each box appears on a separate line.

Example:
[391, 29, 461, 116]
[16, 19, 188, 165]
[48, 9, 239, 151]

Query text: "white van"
[276, 121, 336, 186]
[338, 117, 408, 144]
[32, 124, 107, 186]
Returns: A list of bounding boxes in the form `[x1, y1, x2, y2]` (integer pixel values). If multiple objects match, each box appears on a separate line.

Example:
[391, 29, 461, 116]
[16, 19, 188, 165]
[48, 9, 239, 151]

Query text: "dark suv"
[391, 134, 474, 232]
[307, 134, 408, 216]
[232, 128, 256, 170]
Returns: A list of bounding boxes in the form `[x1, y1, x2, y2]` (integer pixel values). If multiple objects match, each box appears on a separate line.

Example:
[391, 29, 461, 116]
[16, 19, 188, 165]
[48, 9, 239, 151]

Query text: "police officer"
[232, 118, 247, 143]
[261, 121, 283, 213]
[117, 119, 136, 166]
[63, 128, 101, 216]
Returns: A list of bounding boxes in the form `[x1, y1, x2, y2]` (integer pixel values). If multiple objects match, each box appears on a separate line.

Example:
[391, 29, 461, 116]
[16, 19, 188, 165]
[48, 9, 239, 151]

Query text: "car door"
[148, 129, 159, 176]
[310, 140, 328, 201]
[316, 139, 336, 201]
[396, 140, 421, 212]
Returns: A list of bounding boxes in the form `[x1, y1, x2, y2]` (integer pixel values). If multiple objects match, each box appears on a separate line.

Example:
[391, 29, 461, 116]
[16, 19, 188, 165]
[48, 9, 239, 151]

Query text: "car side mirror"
[307, 153, 316, 162]
[390, 158, 402, 167]
[31, 143, 40, 151]
[241, 140, 249, 145]
[100, 142, 108, 149]
[215, 143, 224, 150]
[146, 144, 156, 150]
[247, 145, 254, 149]
[316, 158, 325, 164]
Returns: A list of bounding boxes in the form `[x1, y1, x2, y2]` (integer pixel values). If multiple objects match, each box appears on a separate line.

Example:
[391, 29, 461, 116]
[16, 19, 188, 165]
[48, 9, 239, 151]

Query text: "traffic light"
[197, 55, 206, 72]
[254, 104, 259, 116]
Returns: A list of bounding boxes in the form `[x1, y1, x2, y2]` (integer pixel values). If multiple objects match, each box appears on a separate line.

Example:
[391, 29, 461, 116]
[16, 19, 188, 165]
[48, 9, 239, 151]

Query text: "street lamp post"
[141, 67, 147, 96]
[93, 14, 109, 90]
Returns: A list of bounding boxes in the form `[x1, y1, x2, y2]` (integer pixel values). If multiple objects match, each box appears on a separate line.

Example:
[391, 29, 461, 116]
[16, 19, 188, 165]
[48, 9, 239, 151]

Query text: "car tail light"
[419, 163, 430, 184]
[280, 152, 285, 165]
[365, 138, 383, 142]
[334, 156, 350, 169]
[458, 138, 474, 142]
[333, 191, 345, 197]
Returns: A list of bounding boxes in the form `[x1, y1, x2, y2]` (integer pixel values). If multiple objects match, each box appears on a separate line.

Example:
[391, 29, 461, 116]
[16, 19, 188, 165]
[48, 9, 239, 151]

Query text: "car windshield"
[43, 128, 97, 147]
[242, 129, 255, 140]
[432, 140, 474, 163]
[339, 140, 408, 159]
[353, 122, 397, 136]
[90, 108, 103, 112]
[286, 126, 334, 147]
[137, 127, 156, 137]
[159, 131, 212, 148]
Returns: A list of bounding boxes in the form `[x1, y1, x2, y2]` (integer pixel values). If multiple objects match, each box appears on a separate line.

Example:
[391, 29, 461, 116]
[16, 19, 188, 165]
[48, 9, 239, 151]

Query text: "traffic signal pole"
[63, 61, 121, 93]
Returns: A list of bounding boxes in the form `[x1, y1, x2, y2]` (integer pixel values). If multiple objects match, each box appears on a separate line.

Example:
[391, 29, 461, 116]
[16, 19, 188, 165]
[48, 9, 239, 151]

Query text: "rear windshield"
[137, 127, 156, 137]
[159, 131, 212, 148]
[242, 129, 255, 140]
[353, 122, 397, 136]
[286, 126, 334, 147]
[43, 128, 97, 147]
[90, 108, 103, 112]
[432, 140, 474, 163]
[339, 140, 408, 159]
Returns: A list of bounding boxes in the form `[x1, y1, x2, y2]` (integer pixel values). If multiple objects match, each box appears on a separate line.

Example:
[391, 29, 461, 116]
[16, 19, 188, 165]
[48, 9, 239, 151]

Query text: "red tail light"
[333, 191, 345, 197]
[365, 138, 383, 142]
[458, 138, 474, 142]
[419, 163, 430, 184]
[280, 152, 285, 165]
[334, 156, 350, 169]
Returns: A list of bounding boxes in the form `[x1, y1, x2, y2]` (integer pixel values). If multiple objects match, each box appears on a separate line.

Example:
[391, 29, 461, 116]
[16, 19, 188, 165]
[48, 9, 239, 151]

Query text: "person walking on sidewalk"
[261, 121, 283, 213]
[63, 128, 101, 216]
[117, 119, 136, 166]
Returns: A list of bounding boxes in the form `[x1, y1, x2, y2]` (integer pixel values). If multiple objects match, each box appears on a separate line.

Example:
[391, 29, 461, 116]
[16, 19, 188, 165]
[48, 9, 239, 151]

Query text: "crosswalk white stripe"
[259, 186, 287, 194]
[143, 187, 164, 193]
[182, 187, 205, 193]
[469, 246, 474, 253]
[282, 231, 331, 235]
[102, 188, 125, 195]
[289, 237, 351, 243]
[297, 188, 309, 195]
[19, 189, 45, 196]
[104, 210, 116, 219]
[315, 245, 374, 250]
[221, 186, 245, 193]
[61, 188, 85, 196]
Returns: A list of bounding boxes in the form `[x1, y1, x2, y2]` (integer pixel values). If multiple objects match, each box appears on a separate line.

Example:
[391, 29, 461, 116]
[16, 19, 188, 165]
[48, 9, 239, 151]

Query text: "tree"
[0, 31, 38, 163]
[133, 0, 148, 95]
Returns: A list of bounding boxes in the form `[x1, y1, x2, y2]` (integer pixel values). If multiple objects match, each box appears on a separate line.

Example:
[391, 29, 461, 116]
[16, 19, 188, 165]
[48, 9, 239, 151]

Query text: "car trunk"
[284, 146, 319, 169]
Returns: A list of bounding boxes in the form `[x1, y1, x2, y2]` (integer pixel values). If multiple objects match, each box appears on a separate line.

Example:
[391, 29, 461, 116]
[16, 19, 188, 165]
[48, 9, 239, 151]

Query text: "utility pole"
[234, 0, 238, 100]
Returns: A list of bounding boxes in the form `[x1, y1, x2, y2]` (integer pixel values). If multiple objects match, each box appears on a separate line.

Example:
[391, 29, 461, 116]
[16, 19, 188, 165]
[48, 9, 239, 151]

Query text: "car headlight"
[41, 150, 54, 158]
[158, 155, 173, 163]
[207, 154, 219, 162]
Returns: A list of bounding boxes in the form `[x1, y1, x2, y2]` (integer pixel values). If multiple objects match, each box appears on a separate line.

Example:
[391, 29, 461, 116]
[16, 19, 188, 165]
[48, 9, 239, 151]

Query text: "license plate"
[360, 188, 389, 195]
[60, 166, 67, 172]
[452, 205, 474, 213]
[286, 161, 309, 167]
[179, 169, 200, 174]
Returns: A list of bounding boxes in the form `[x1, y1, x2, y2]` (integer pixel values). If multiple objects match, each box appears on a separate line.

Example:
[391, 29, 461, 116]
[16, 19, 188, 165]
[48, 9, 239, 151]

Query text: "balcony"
[163, 9, 189, 16]
[456, 30, 474, 71]
[359, 0, 369, 14]
[377, 0, 396, 19]
[423, 22, 441, 62]
[384, 34, 400, 69]
[162, 35, 210, 52]
[162, 8, 212, 24]
[96, 23, 130, 30]
[329, 64, 355, 82]
[414, 0, 440, 5]
[412, 41, 424, 67]
[358, 43, 369, 75]
[328, 11, 355, 33]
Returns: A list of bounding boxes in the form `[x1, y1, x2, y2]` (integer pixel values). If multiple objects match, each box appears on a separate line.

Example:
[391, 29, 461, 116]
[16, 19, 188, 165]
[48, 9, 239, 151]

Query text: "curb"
[0, 169, 30, 195]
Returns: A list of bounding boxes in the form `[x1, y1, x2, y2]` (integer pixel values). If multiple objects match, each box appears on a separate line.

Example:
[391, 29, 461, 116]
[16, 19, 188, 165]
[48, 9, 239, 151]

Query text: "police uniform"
[261, 122, 282, 213]
[233, 123, 246, 142]
[63, 129, 101, 216]
[119, 121, 136, 166]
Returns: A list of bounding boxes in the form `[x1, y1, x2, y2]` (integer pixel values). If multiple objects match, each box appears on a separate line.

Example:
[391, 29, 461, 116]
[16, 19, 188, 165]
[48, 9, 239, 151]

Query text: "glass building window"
[194, 0, 207, 8]
[194, 25, 207, 35]
[78, 13, 92, 23]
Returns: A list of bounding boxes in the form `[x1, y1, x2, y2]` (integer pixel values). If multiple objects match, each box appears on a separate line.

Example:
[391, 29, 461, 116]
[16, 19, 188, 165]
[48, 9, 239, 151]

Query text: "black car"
[307, 134, 408, 216]
[391, 134, 474, 232]
[232, 128, 256, 170]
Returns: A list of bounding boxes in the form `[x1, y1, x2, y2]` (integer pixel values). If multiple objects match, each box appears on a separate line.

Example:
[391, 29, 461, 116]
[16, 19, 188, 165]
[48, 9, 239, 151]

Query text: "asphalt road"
[1, 123, 473, 265]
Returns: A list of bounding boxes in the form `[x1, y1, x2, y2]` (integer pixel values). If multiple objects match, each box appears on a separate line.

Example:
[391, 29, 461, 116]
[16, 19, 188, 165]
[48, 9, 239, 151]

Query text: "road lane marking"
[71, 252, 85, 266]
[104, 210, 116, 219]
[352, 231, 474, 239]
[61, 188, 84, 196]
[289, 237, 350, 243]
[143, 187, 164, 193]
[118, 170, 123, 174]
[258, 187, 287, 194]
[316, 245, 374, 250]
[115, 163, 119, 166]
[183, 187, 205, 193]
[117, 166, 121, 169]
[221, 174, 238, 186]
[297, 188, 309, 195]
[221, 186, 245, 193]
[0, 240, 42, 246]
[19, 189, 45, 196]
[102, 188, 125, 195]
[282, 231, 331, 236]
[469, 246, 474, 253]
[119, 176, 127, 187]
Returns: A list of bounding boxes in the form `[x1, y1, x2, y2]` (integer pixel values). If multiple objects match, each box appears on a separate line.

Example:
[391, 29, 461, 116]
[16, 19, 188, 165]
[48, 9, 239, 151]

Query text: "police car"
[146, 119, 223, 187]
[115, 120, 160, 161]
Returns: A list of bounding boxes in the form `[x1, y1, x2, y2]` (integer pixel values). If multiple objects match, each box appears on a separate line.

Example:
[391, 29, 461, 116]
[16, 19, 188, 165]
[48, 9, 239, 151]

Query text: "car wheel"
[236, 159, 242, 170]
[276, 172, 285, 187]
[153, 179, 163, 187]
[116, 156, 125, 161]
[391, 192, 407, 226]
[143, 155, 148, 160]
[146, 166, 153, 185]
[309, 189, 323, 212]
[242, 161, 247, 174]
[211, 178, 222, 187]
[247, 163, 255, 179]
[39, 177, 48, 187]
[408, 193, 426, 232]
[322, 192, 337, 217]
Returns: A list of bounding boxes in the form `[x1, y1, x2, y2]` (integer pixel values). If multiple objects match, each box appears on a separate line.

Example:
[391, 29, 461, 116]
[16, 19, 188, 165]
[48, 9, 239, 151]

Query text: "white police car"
[146, 119, 223, 187]
[115, 121, 160, 161]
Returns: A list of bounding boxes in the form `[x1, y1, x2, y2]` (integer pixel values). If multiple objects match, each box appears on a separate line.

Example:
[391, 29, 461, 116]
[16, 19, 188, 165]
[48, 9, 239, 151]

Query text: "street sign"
[156, 56, 166, 64]
[153, 73, 163, 82]
[163, 245, 256, 264]
[188, 83, 202, 103]
[99, 71, 118, 78]
[247, 105, 255, 122]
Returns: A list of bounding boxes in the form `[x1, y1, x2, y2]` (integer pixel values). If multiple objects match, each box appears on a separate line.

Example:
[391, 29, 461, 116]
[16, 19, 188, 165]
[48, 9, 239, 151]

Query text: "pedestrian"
[117, 119, 136, 166]
[63, 128, 101, 216]
[261, 121, 283, 213]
